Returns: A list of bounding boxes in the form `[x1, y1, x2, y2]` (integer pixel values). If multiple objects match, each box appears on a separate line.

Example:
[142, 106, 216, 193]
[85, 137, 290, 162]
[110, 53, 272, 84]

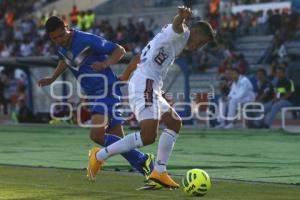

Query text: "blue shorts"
[89, 87, 124, 130]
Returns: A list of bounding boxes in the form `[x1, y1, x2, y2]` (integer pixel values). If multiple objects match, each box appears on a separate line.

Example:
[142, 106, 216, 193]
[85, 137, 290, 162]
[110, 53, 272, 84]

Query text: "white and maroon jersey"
[133, 24, 190, 89]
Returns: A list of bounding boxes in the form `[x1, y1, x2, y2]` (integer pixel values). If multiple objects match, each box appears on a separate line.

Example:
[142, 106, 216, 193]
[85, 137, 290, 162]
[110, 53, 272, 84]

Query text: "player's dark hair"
[45, 16, 65, 33]
[193, 20, 216, 42]
[257, 68, 267, 77]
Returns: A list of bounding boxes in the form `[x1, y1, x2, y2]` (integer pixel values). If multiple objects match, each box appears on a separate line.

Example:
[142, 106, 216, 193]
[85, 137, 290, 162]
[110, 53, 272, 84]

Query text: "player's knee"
[89, 129, 105, 145]
[140, 130, 157, 145]
[166, 118, 182, 133]
[143, 135, 156, 145]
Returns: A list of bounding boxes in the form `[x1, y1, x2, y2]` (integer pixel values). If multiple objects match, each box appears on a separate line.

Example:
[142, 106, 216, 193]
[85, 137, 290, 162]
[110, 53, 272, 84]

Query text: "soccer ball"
[182, 169, 212, 196]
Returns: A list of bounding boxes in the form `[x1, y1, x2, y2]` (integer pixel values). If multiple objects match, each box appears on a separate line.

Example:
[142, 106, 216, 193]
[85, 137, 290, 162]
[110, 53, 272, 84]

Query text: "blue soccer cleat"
[139, 153, 155, 179]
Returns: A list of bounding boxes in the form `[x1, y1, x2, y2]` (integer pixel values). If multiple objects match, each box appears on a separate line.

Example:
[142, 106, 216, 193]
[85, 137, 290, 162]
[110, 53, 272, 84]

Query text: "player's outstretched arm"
[119, 54, 140, 82]
[38, 60, 67, 87]
[172, 6, 192, 34]
[91, 44, 126, 71]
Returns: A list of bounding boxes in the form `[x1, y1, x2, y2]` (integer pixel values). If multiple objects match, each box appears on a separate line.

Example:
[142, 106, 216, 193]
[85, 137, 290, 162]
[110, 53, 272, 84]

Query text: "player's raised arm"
[38, 60, 67, 87]
[172, 6, 192, 34]
[118, 54, 140, 82]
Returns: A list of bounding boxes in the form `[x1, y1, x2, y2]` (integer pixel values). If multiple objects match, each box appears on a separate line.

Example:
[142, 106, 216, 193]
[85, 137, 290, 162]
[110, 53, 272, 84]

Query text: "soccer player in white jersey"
[87, 6, 215, 188]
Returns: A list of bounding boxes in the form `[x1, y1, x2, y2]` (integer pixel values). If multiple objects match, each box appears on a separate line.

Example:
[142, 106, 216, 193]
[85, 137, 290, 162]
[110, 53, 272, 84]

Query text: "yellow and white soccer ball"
[182, 169, 212, 196]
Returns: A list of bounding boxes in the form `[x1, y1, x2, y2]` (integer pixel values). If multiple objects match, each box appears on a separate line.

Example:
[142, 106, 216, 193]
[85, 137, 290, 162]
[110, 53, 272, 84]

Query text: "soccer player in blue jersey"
[38, 16, 154, 182]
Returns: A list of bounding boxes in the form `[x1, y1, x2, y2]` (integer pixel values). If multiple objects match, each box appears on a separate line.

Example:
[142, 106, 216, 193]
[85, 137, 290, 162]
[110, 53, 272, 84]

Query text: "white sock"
[154, 129, 178, 173]
[96, 132, 143, 161]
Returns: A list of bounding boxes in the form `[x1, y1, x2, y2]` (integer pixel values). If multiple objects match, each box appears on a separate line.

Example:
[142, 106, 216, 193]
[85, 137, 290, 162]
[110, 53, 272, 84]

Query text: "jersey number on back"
[154, 47, 169, 65]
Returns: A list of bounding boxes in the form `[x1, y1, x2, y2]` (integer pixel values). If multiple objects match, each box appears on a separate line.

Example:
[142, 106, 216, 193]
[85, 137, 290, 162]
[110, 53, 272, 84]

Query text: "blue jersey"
[56, 29, 123, 129]
[57, 29, 119, 96]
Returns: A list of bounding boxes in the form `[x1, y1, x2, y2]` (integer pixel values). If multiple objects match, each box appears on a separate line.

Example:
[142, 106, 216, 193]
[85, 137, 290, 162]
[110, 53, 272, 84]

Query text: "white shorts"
[128, 74, 171, 121]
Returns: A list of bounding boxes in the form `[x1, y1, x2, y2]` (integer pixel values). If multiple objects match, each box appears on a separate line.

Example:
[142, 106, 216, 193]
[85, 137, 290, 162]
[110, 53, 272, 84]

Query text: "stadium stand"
[234, 35, 273, 65]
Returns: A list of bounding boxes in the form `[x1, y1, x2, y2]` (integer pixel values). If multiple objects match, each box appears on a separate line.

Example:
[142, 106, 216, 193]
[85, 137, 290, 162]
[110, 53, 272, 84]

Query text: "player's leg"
[87, 113, 153, 181]
[90, 117, 145, 170]
[89, 114, 116, 145]
[156, 107, 182, 172]
[90, 112, 179, 188]
[89, 76, 167, 183]
[148, 99, 181, 188]
[106, 123, 154, 177]
[87, 114, 107, 182]
[93, 75, 159, 163]
[95, 114, 159, 161]
[91, 106, 160, 175]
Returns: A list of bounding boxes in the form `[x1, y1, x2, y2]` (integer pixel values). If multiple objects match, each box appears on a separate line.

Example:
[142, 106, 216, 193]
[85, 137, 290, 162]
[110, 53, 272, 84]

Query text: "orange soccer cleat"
[149, 170, 180, 189]
[86, 147, 104, 182]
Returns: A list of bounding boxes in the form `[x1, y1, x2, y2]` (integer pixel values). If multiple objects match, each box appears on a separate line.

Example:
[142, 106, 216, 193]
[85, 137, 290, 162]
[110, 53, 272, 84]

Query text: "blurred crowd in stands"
[228, 0, 282, 5]
[183, 0, 300, 74]
[0, 2, 157, 58]
[1, 0, 300, 61]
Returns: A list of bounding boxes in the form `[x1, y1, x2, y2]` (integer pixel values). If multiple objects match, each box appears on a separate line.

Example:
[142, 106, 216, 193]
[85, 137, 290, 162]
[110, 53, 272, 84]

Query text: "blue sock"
[104, 134, 148, 175]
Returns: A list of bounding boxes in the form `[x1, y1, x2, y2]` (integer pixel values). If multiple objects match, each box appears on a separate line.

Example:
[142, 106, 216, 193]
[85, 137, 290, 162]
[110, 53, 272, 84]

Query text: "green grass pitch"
[0, 124, 299, 199]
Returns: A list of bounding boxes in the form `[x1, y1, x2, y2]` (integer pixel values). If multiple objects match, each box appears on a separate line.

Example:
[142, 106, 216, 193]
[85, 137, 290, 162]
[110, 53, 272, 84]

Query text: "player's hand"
[178, 6, 192, 19]
[38, 77, 55, 87]
[91, 61, 108, 71]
